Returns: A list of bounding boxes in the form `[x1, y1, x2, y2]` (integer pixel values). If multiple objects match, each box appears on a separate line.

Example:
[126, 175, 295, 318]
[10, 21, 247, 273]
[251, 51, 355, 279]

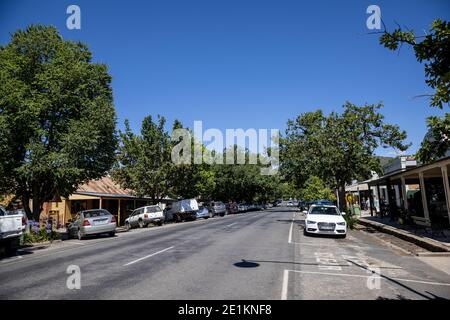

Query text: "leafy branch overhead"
[380, 19, 449, 109]
[379, 19, 450, 163]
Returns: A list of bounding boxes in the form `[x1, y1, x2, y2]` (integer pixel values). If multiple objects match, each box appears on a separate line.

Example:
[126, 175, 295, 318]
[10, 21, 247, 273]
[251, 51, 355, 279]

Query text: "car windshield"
[309, 206, 340, 215]
[84, 210, 110, 218]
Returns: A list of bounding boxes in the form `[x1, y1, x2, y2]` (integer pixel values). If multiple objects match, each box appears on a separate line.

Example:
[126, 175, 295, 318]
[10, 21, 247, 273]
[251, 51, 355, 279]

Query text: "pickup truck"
[0, 205, 24, 255]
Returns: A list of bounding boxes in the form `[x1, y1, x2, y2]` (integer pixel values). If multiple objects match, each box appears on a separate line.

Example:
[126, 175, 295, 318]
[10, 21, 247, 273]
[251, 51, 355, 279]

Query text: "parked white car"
[0, 205, 25, 254]
[303, 204, 347, 238]
[125, 205, 164, 230]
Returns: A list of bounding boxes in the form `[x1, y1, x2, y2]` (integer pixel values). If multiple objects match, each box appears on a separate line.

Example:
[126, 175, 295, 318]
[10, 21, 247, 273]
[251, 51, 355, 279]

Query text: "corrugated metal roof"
[75, 176, 132, 196]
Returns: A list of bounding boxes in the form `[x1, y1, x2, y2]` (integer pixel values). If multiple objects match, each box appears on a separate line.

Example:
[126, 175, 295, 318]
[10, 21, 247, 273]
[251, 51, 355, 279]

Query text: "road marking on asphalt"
[123, 246, 174, 266]
[289, 241, 369, 249]
[281, 269, 290, 300]
[288, 212, 296, 244]
[225, 222, 237, 228]
[285, 269, 450, 287]
[315, 252, 342, 270]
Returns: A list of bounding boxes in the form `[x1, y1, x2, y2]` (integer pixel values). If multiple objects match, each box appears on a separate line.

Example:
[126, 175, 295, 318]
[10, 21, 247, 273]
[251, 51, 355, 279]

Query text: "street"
[1, 208, 450, 300]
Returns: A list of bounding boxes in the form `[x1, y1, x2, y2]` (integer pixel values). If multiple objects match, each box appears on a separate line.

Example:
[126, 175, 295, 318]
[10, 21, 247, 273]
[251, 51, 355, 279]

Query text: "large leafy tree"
[113, 115, 172, 202]
[167, 120, 216, 200]
[299, 176, 336, 202]
[379, 19, 450, 162]
[281, 102, 409, 210]
[0, 25, 117, 220]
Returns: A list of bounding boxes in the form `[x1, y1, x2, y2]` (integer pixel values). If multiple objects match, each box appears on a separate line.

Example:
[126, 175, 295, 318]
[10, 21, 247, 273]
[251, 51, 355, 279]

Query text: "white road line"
[289, 241, 369, 249]
[287, 269, 450, 287]
[123, 246, 174, 267]
[288, 212, 296, 244]
[225, 223, 237, 228]
[281, 269, 290, 300]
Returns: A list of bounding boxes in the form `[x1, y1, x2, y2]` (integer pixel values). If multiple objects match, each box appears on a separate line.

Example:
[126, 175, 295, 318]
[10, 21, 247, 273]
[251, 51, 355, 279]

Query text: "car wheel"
[109, 231, 116, 237]
[125, 222, 131, 231]
[157, 221, 163, 226]
[138, 219, 144, 228]
[77, 229, 83, 240]
[5, 238, 19, 255]
[303, 228, 309, 236]
[340, 234, 347, 239]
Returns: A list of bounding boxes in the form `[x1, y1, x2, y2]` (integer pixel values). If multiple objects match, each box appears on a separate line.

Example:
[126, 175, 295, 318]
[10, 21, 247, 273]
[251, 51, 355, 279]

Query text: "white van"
[165, 199, 198, 222]
[125, 205, 165, 230]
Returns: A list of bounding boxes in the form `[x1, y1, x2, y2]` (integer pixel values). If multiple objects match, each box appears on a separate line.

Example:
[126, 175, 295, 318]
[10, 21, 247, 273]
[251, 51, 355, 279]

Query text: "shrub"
[21, 228, 60, 245]
[344, 214, 358, 230]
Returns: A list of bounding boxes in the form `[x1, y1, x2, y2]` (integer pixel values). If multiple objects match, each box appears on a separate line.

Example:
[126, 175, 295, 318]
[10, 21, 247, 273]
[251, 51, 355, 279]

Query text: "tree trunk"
[337, 182, 347, 213]
[31, 182, 43, 222]
[22, 193, 33, 220]
[32, 197, 42, 222]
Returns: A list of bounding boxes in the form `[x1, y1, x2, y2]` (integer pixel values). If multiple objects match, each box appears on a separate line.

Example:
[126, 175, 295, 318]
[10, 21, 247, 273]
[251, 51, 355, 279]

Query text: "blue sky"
[1, 0, 449, 156]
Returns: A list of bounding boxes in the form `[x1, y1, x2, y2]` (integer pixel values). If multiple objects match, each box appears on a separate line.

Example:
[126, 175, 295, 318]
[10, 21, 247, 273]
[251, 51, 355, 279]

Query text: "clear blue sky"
[1, 0, 449, 156]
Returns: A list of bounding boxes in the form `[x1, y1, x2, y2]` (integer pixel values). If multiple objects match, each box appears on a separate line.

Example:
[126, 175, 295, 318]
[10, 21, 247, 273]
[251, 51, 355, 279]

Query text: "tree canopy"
[0, 25, 117, 220]
[379, 19, 450, 162]
[281, 102, 409, 210]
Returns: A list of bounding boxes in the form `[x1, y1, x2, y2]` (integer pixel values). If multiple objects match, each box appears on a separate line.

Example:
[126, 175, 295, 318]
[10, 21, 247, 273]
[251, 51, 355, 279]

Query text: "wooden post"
[369, 187, 374, 216]
[401, 177, 408, 211]
[441, 165, 450, 226]
[99, 197, 103, 209]
[118, 199, 121, 227]
[419, 172, 430, 221]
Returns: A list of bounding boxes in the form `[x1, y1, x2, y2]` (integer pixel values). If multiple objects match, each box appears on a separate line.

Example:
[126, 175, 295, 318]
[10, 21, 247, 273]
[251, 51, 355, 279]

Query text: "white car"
[303, 205, 347, 238]
[125, 205, 165, 230]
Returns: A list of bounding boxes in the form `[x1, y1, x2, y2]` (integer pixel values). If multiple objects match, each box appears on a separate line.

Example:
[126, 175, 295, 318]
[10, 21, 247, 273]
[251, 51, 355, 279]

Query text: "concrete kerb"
[357, 218, 450, 254]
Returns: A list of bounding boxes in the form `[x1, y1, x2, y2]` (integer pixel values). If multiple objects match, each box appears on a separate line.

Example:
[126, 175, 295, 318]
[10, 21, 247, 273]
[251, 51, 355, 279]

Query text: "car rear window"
[146, 206, 161, 213]
[310, 206, 340, 215]
[84, 210, 110, 218]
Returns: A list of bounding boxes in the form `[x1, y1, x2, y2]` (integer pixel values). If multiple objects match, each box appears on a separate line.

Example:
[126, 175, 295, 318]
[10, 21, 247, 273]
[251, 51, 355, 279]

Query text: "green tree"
[0, 25, 117, 220]
[299, 176, 336, 202]
[113, 115, 172, 202]
[168, 120, 216, 200]
[282, 102, 409, 211]
[379, 19, 449, 162]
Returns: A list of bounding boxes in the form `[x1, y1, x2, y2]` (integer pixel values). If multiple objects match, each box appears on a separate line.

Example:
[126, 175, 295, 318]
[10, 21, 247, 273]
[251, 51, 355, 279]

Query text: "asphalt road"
[1, 207, 450, 300]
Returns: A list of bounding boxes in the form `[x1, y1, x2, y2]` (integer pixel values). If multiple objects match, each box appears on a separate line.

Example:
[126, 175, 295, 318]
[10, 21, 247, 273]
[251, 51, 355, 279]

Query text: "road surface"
[1, 208, 450, 299]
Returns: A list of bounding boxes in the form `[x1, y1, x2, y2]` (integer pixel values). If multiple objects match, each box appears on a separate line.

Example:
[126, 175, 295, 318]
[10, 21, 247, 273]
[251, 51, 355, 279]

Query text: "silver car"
[67, 209, 116, 240]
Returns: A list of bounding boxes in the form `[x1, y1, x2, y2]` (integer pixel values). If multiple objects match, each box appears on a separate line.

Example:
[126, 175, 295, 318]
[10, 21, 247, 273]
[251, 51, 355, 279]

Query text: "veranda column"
[441, 165, 450, 226]
[419, 172, 430, 221]
[401, 177, 408, 211]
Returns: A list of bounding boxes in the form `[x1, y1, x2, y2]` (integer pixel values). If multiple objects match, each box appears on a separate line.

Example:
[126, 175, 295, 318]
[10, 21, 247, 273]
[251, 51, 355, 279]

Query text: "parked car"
[313, 199, 335, 206]
[165, 199, 198, 222]
[226, 202, 238, 214]
[207, 201, 226, 217]
[196, 206, 210, 219]
[67, 209, 116, 240]
[0, 205, 24, 254]
[303, 204, 347, 238]
[237, 203, 248, 212]
[125, 205, 164, 230]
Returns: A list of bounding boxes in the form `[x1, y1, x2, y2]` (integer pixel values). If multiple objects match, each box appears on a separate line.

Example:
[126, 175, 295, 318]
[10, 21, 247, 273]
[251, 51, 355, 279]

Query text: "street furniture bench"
[411, 216, 446, 237]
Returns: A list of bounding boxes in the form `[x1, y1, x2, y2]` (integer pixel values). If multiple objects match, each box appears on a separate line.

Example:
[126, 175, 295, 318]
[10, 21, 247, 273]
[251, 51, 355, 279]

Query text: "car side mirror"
[302, 210, 307, 214]
[341, 212, 346, 216]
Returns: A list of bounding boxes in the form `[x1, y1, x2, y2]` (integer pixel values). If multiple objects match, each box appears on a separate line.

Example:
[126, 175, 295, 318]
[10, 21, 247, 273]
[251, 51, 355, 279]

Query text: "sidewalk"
[357, 211, 450, 254]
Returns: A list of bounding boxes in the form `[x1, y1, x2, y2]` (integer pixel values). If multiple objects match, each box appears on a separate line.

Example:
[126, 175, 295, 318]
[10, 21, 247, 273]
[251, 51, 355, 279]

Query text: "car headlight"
[337, 222, 346, 226]
[306, 220, 317, 224]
